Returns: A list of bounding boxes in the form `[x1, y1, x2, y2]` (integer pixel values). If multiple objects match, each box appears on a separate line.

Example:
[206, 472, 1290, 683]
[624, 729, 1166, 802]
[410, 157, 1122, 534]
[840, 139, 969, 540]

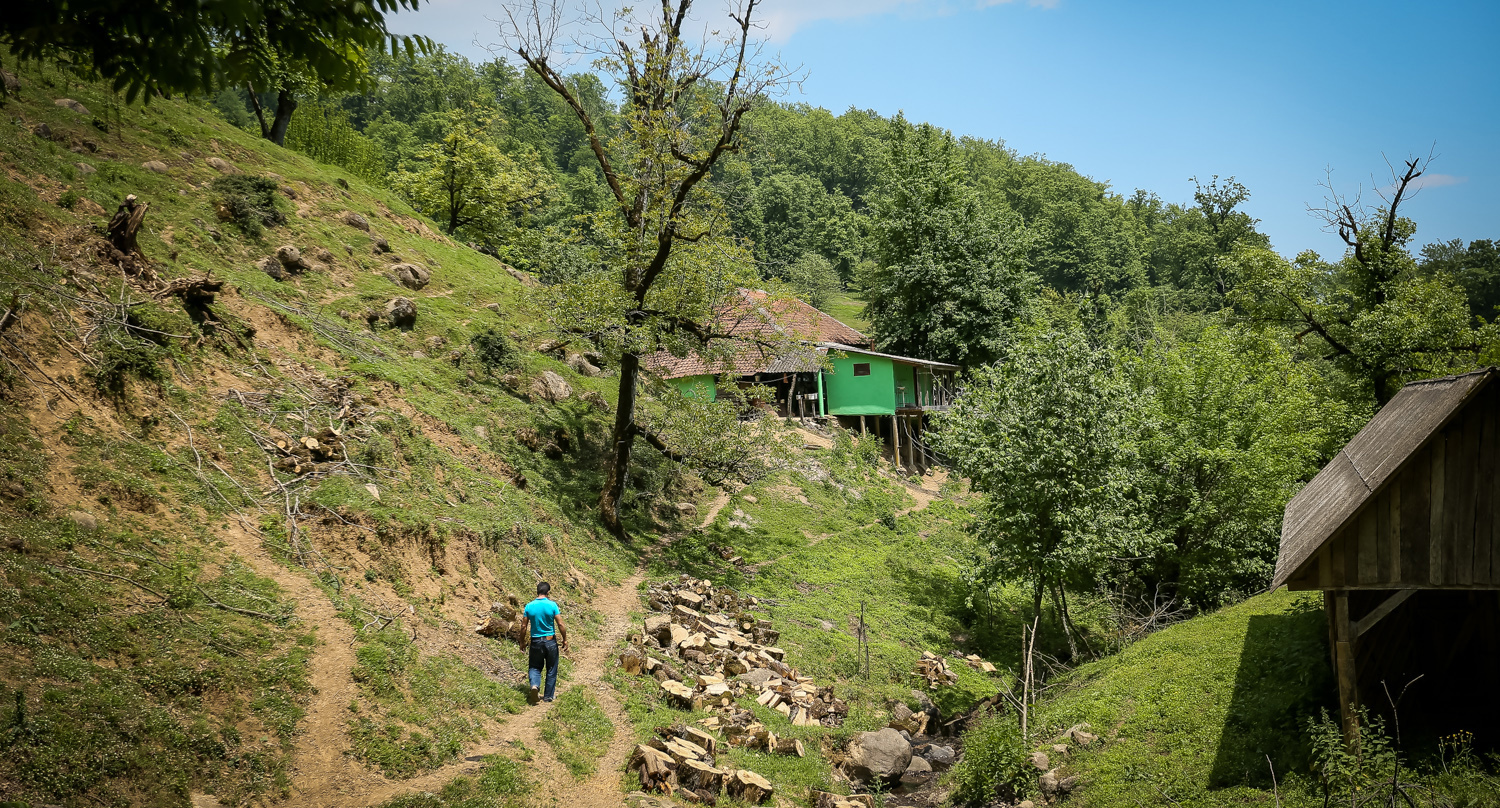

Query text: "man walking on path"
[518, 581, 569, 704]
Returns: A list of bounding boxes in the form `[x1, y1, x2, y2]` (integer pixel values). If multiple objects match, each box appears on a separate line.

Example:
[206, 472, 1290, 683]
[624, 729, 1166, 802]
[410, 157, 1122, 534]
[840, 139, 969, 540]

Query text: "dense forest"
[205, 45, 1500, 617]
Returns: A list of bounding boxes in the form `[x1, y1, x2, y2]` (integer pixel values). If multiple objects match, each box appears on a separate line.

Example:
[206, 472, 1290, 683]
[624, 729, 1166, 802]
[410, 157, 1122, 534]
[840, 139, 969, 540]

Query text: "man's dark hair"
[536, 581, 550, 596]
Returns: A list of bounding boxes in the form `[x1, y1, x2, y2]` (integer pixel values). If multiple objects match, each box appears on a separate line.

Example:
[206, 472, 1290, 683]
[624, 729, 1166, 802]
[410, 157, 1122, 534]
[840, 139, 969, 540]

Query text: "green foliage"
[469, 329, 521, 374]
[390, 111, 553, 241]
[949, 714, 1029, 805]
[210, 174, 285, 237]
[56, 189, 79, 210]
[1423, 237, 1500, 321]
[1123, 322, 1353, 605]
[536, 688, 614, 778]
[932, 324, 1141, 620]
[285, 100, 389, 183]
[782, 252, 843, 311]
[91, 340, 168, 397]
[1306, 708, 1396, 803]
[637, 384, 793, 487]
[863, 117, 1035, 365]
[1, 0, 430, 102]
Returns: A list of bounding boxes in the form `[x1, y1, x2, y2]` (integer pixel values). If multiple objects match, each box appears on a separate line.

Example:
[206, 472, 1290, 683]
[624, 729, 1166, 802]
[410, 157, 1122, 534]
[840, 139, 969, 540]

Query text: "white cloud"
[1408, 173, 1467, 191]
[757, 0, 1057, 40]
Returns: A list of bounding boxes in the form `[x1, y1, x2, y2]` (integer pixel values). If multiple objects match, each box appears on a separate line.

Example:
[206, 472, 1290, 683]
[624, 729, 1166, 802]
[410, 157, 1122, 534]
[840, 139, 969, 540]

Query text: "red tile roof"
[642, 290, 867, 380]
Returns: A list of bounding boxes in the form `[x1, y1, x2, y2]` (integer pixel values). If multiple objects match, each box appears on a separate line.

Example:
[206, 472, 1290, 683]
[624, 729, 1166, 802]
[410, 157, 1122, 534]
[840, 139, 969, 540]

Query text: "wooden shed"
[1274, 368, 1500, 737]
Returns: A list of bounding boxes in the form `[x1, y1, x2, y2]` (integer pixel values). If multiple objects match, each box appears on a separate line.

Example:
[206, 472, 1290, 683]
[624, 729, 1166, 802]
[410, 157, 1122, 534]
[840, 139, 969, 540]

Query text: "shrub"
[470, 329, 521, 374]
[949, 714, 1029, 805]
[210, 175, 284, 237]
[91, 341, 167, 397]
[57, 189, 79, 210]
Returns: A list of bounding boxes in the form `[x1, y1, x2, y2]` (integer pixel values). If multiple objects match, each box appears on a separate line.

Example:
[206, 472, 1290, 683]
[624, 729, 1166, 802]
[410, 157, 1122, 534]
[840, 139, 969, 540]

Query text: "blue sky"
[396, 0, 1499, 258]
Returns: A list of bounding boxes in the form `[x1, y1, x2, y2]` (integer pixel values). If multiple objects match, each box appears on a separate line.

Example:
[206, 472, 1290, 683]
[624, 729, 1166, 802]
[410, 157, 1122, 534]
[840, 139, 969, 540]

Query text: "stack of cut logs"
[623, 577, 849, 729]
[914, 651, 959, 688]
[473, 595, 526, 642]
[629, 724, 775, 805]
[961, 652, 997, 673]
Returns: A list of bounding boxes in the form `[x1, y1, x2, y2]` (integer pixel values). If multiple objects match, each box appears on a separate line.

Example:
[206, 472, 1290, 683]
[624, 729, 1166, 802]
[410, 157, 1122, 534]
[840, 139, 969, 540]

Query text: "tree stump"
[726, 769, 774, 803]
[106, 194, 149, 257]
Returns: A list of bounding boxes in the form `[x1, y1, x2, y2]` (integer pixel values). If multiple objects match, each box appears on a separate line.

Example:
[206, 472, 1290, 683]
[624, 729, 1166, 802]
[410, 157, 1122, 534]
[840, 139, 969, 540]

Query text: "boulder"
[1, 71, 19, 93]
[257, 257, 287, 281]
[566, 352, 601, 377]
[846, 728, 912, 783]
[31, 123, 52, 140]
[391, 263, 431, 290]
[916, 743, 957, 769]
[674, 502, 697, 517]
[1067, 723, 1099, 747]
[1028, 750, 1050, 771]
[205, 157, 238, 173]
[66, 511, 98, 531]
[900, 755, 933, 785]
[55, 98, 90, 115]
[275, 245, 312, 273]
[142, 160, 169, 173]
[314, 247, 336, 263]
[75, 162, 97, 175]
[530, 370, 572, 403]
[384, 297, 417, 329]
[1039, 769, 1060, 797]
[341, 211, 371, 231]
[372, 236, 390, 254]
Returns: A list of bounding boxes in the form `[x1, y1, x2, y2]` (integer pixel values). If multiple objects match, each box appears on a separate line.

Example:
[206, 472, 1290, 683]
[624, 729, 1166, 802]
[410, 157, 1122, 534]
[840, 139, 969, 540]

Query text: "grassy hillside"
[0, 65, 655, 807]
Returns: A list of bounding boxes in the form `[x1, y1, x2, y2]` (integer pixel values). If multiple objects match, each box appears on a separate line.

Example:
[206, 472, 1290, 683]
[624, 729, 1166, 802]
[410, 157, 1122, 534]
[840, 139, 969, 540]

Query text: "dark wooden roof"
[1273, 368, 1497, 588]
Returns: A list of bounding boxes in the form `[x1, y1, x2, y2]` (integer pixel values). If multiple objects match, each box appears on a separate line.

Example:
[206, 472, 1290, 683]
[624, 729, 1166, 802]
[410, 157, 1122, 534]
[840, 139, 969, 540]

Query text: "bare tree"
[490, 0, 798, 535]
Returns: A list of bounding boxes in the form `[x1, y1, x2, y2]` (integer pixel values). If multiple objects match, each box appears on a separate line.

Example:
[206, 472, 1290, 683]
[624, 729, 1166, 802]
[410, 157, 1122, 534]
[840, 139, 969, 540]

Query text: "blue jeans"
[528, 637, 559, 700]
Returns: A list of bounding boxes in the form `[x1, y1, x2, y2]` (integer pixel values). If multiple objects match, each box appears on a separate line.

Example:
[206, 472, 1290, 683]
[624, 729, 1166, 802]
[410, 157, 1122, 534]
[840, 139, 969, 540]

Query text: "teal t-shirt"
[523, 597, 560, 638]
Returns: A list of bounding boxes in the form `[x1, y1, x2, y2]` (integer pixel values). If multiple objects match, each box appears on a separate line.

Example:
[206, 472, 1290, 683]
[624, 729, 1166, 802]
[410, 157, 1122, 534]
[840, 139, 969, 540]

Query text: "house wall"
[673, 375, 717, 401]
[822, 353, 896, 415]
[1287, 381, 1500, 590]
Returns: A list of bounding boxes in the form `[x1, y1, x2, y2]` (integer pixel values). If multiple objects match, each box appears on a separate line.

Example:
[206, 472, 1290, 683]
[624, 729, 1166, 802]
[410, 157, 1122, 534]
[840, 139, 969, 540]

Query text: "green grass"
[375, 755, 539, 808]
[348, 626, 526, 778]
[1030, 589, 1334, 807]
[824, 291, 869, 333]
[537, 687, 615, 778]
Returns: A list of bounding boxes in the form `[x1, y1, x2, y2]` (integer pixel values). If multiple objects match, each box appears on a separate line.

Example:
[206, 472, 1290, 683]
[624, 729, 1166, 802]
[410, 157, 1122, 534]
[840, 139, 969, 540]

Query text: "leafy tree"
[1421, 238, 1500, 322]
[1123, 322, 1352, 605]
[932, 325, 1142, 654]
[2, 0, 429, 132]
[863, 119, 1036, 365]
[782, 253, 842, 312]
[390, 111, 554, 241]
[1140, 176, 1271, 302]
[495, 0, 796, 535]
[1233, 157, 1489, 405]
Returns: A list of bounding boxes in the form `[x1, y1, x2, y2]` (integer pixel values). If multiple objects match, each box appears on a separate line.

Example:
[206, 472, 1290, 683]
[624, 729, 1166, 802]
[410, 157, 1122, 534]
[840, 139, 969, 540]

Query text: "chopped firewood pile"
[629, 724, 775, 805]
[915, 651, 959, 687]
[623, 577, 849, 728]
[473, 595, 526, 642]
[961, 652, 997, 673]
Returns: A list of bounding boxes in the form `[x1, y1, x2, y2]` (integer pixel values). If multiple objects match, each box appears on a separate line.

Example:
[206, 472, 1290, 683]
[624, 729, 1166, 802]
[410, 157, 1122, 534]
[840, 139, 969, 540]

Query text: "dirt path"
[211, 516, 646, 808]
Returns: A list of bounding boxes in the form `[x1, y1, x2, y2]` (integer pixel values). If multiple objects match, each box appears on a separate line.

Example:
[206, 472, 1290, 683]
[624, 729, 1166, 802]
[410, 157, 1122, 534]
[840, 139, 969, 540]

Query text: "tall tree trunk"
[599, 352, 642, 536]
[267, 88, 298, 146]
[1051, 583, 1080, 660]
[246, 84, 270, 140]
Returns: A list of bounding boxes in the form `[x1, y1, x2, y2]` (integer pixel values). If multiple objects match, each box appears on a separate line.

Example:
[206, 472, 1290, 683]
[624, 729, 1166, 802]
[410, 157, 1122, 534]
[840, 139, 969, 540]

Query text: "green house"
[819, 343, 958, 417]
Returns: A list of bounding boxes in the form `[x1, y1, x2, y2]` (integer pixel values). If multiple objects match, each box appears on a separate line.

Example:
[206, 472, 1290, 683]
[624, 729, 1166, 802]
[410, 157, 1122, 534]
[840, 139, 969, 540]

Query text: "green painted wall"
[674, 375, 717, 401]
[822, 353, 896, 415]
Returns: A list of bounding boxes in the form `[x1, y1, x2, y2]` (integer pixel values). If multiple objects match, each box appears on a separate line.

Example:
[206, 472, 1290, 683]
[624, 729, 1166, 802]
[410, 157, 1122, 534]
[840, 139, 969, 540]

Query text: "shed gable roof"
[1273, 368, 1497, 588]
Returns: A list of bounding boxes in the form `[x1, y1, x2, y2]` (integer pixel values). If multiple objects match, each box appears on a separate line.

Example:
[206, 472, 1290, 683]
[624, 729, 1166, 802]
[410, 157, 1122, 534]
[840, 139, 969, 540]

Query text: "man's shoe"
[543, 697, 554, 703]
[527, 685, 540, 705]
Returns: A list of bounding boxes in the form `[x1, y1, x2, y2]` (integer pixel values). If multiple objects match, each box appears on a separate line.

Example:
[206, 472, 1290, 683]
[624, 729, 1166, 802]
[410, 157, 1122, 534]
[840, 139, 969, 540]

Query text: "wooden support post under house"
[891, 414, 902, 471]
[906, 415, 916, 470]
[859, 416, 866, 436]
[1327, 591, 1359, 740]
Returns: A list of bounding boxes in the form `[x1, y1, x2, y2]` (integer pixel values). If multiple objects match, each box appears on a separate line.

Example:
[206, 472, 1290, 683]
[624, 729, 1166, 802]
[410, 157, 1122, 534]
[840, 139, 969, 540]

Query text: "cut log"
[683, 726, 718, 755]
[726, 769, 775, 803]
[679, 759, 726, 794]
[773, 737, 805, 757]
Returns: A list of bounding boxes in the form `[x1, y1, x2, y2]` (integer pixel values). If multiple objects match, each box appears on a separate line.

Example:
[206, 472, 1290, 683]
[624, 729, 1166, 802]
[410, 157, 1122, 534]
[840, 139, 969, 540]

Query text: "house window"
[853, 363, 871, 377]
